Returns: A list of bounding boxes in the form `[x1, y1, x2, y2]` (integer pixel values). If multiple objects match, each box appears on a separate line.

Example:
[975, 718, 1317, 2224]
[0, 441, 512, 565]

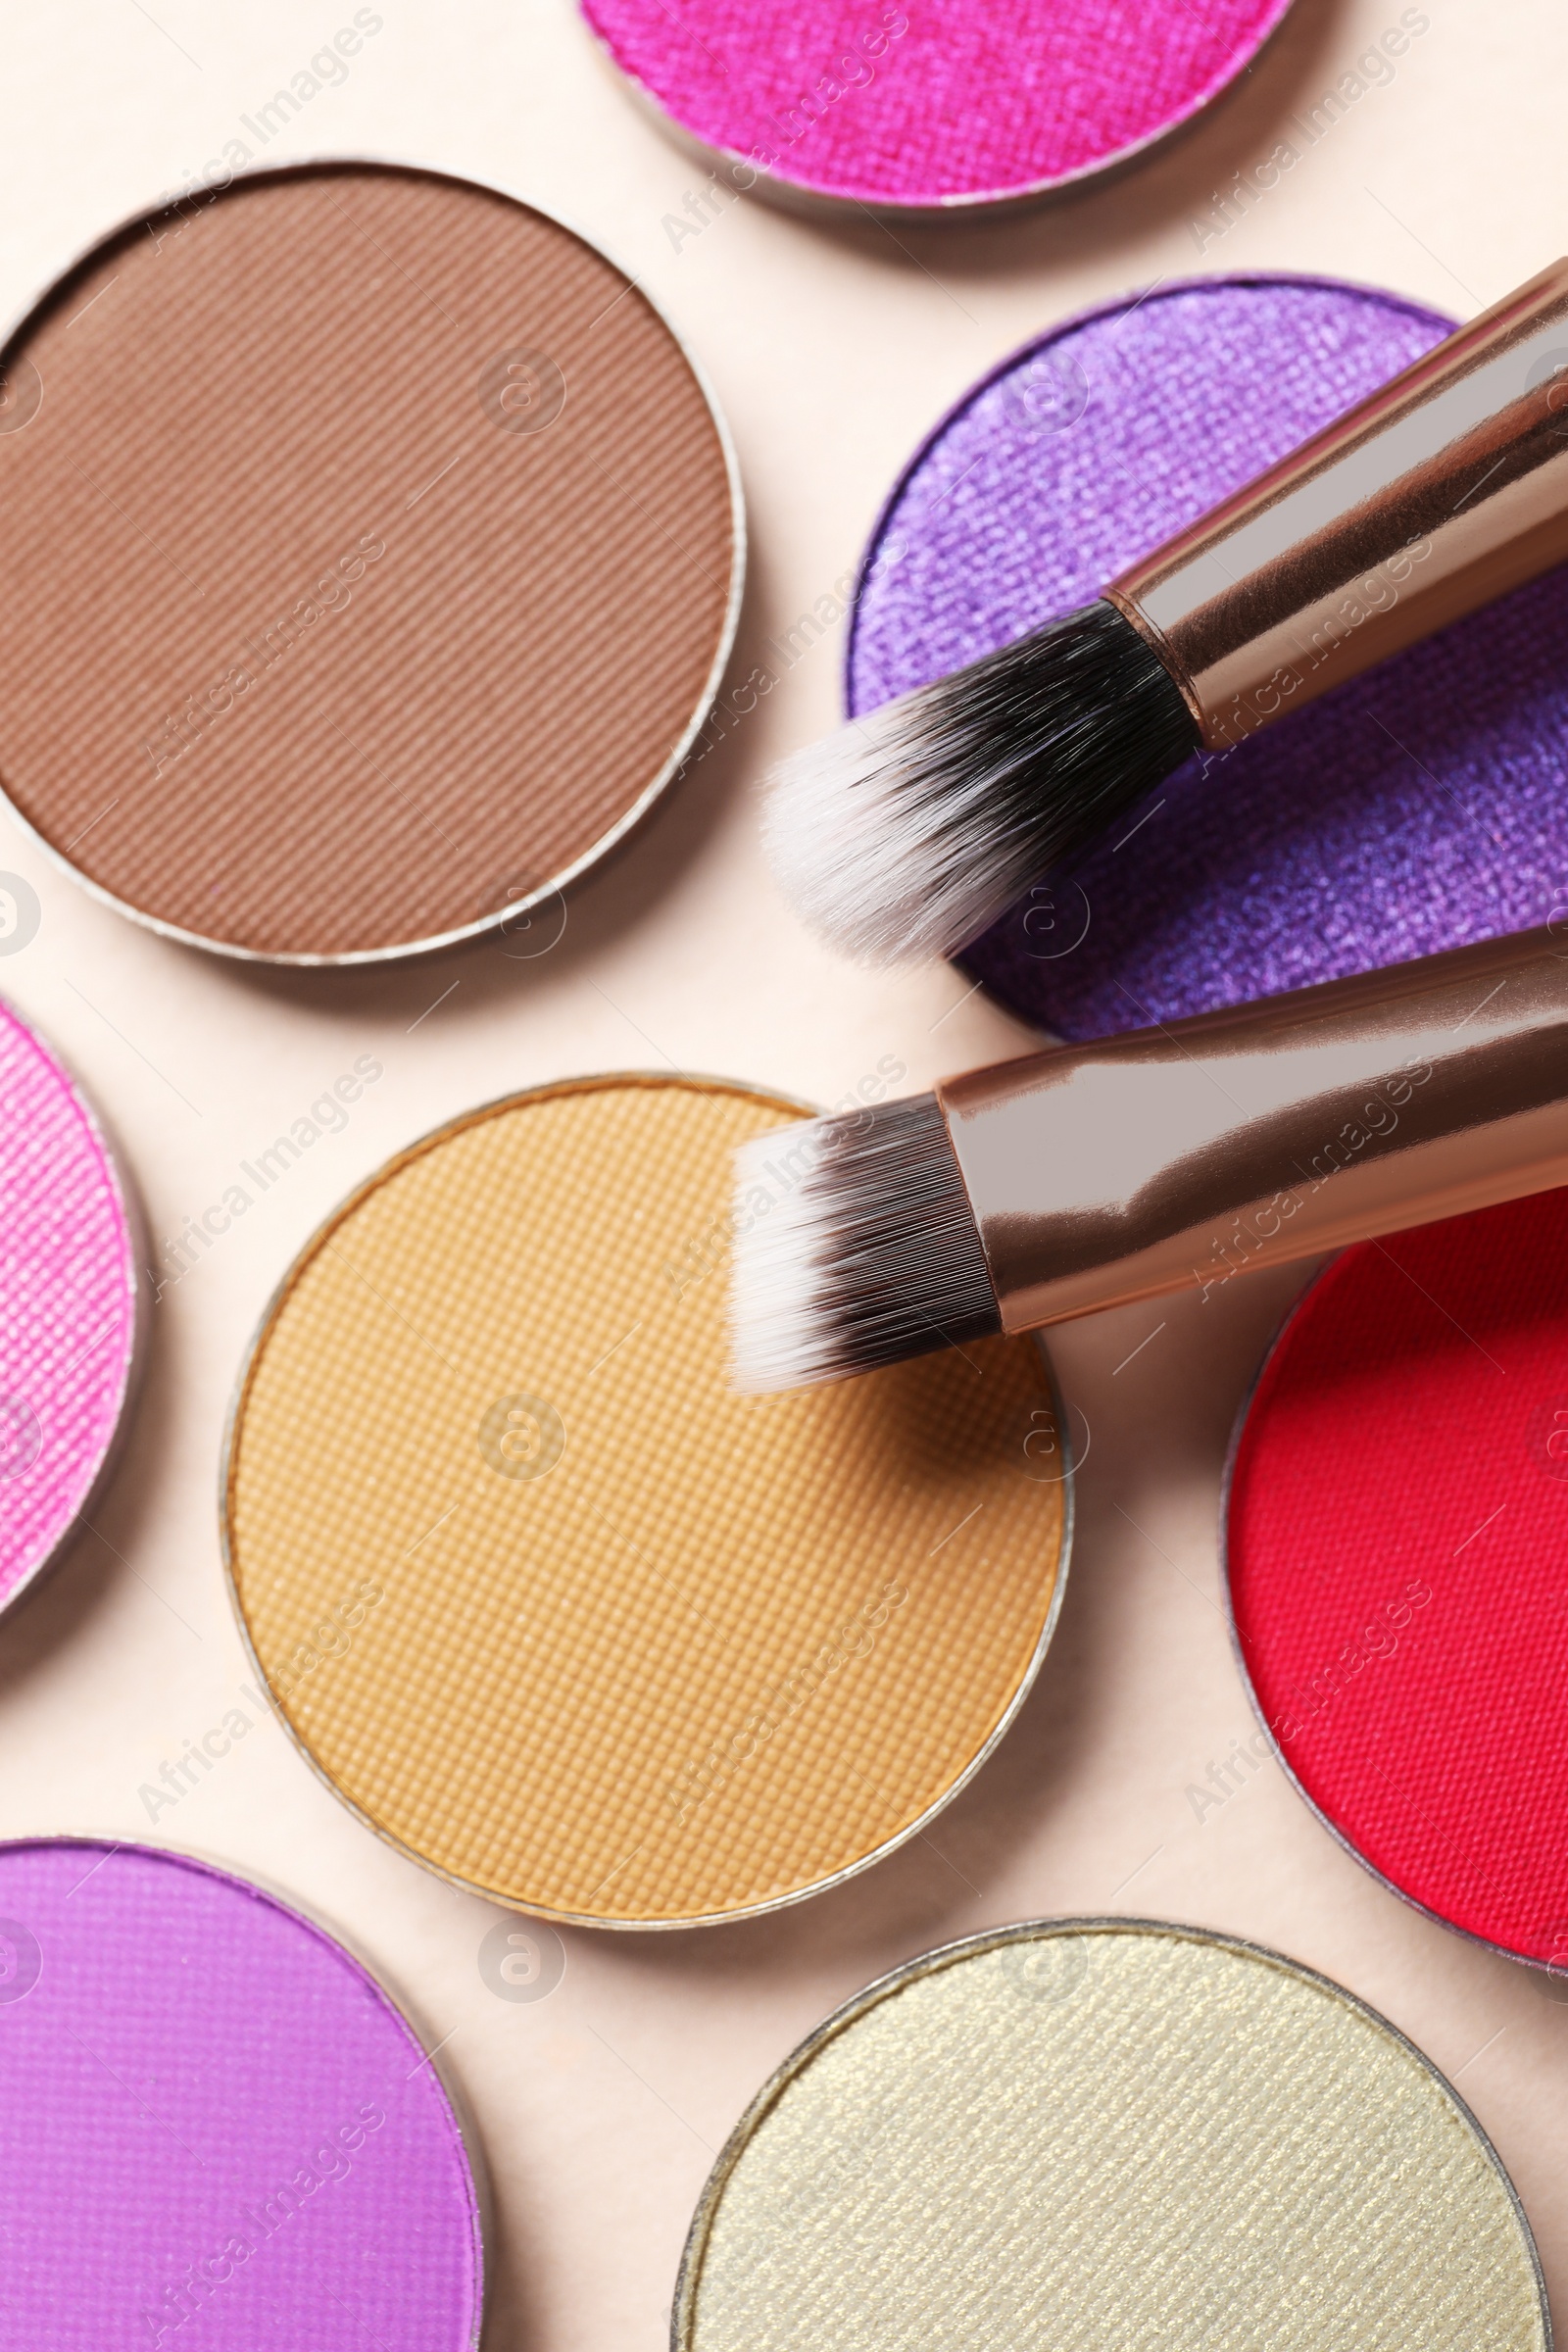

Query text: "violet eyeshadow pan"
[0, 1840, 482, 2349]
[847, 275, 1568, 1040]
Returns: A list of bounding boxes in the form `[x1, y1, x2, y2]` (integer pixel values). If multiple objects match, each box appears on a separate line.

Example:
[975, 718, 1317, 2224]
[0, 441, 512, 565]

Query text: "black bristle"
[914, 598, 1200, 914]
[729, 1095, 1002, 1392]
[763, 596, 1201, 966]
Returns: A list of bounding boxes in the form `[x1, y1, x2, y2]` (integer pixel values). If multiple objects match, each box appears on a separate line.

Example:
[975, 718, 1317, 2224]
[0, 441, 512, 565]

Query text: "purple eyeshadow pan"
[846, 274, 1568, 1039]
[0, 1839, 483, 2349]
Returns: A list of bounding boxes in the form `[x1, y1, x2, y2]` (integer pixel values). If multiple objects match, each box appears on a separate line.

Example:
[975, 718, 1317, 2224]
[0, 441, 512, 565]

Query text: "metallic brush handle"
[938, 924, 1568, 1333]
[1106, 260, 1568, 749]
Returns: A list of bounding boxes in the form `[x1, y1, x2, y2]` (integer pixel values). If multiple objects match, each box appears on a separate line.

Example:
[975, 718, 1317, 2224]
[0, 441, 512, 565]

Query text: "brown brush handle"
[937, 924, 1568, 1333]
[1105, 260, 1568, 750]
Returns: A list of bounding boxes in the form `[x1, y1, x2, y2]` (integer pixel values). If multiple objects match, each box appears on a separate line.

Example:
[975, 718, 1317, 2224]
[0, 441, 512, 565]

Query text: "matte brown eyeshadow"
[0, 164, 738, 958]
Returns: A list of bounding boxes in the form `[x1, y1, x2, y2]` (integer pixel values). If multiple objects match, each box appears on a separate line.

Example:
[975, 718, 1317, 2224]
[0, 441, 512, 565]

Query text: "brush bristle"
[762, 598, 1200, 965]
[729, 1094, 1001, 1394]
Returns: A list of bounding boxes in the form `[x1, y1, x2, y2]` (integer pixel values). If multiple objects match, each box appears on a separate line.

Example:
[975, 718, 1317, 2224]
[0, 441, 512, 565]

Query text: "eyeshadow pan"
[1226, 1185, 1568, 1970]
[0, 1838, 483, 2349]
[847, 275, 1568, 1038]
[0, 163, 740, 961]
[220, 1074, 1068, 1927]
[0, 996, 141, 1616]
[585, 0, 1295, 216]
[678, 1919, 1548, 2351]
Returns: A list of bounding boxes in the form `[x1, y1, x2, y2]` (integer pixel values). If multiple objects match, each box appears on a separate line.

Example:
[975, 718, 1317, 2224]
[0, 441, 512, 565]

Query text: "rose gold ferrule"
[936, 924, 1568, 1333]
[1104, 260, 1568, 749]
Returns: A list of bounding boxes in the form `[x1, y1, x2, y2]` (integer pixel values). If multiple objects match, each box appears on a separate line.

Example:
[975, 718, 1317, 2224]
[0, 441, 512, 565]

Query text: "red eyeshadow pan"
[1225, 1186, 1568, 1970]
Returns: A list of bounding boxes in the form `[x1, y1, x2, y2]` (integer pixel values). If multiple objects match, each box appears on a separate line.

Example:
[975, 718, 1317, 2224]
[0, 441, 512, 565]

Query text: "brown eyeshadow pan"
[0, 164, 740, 960]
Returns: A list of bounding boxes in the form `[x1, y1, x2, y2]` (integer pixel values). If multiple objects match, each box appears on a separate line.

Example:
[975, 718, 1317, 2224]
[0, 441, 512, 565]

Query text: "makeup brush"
[729, 922, 1568, 1391]
[766, 259, 1568, 965]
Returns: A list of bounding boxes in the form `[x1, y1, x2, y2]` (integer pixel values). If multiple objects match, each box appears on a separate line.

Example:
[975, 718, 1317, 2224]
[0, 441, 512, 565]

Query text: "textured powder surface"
[847, 276, 1568, 1039]
[222, 1076, 1065, 1926]
[584, 0, 1292, 208]
[1228, 1188, 1568, 1967]
[0, 1839, 482, 2349]
[683, 1924, 1547, 2350]
[0, 1000, 137, 1609]
[0, 165, 736, 959]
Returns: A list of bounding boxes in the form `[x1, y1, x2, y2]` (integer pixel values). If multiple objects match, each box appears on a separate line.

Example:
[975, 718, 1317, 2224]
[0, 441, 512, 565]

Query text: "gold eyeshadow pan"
[220, 1074, 1070, 1927]
[678, 1919, 1550, 2351]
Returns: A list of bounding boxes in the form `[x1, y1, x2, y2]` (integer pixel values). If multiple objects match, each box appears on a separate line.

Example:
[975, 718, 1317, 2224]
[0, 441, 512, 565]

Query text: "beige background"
[2, 0, 1565, 2342]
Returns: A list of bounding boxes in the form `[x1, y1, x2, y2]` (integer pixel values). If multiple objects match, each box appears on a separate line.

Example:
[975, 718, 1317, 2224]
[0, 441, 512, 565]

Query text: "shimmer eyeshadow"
[848, 275, 1568, 1039]
[678, 1919, 1547, 2351]
[1227, 1184, 1568, 1971]
[0, 163, 739, 961]
[220, 1074, 1069, 1927]
[0, 996, 141, 1616]
[584, 0, 1294, 216]
[0, 1838, 483, 2348]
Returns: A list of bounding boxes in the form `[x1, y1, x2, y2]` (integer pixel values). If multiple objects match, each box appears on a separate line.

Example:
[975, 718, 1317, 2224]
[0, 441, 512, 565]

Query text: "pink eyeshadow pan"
[0, 998, 141, 1613]
[0, 1839, 484, 2349]
[582, 0, 1295, 213]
